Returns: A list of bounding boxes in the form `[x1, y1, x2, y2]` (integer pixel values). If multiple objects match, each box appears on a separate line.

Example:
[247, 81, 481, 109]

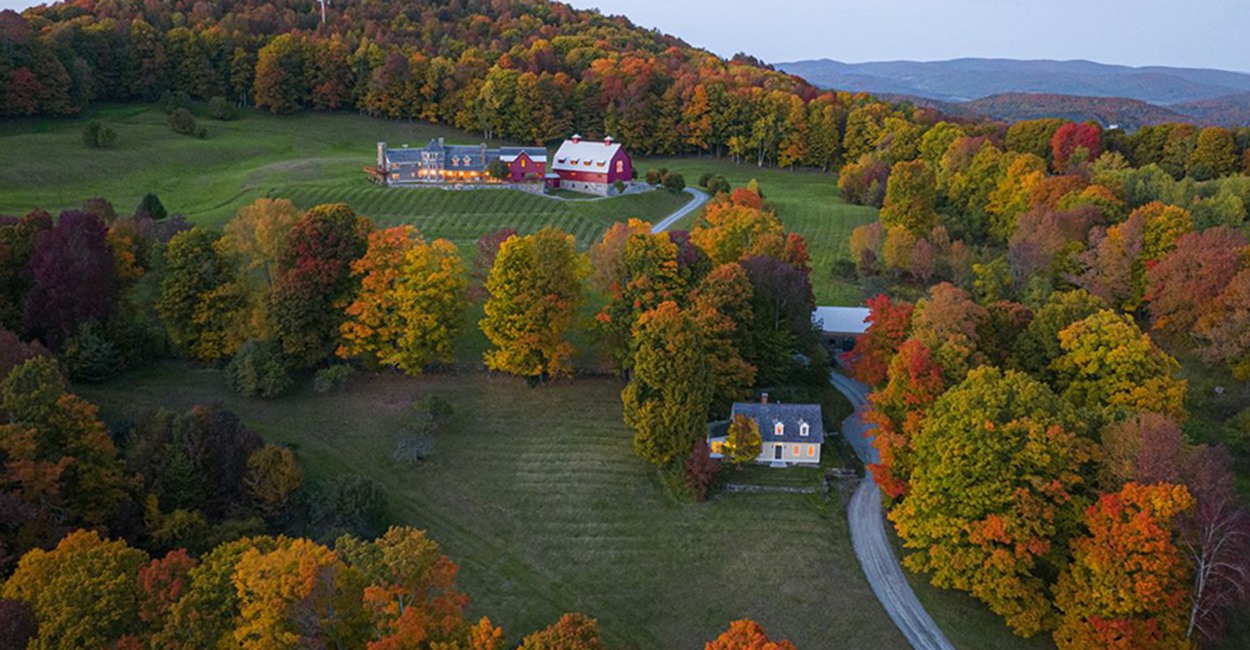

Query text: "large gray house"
[375, 139, 547, 184]
[709, 397, 824, 467]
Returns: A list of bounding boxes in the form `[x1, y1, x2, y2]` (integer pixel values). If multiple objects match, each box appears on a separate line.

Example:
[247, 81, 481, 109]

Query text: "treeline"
[0, 0, 838, 168]
[842, 120, 1250, 648]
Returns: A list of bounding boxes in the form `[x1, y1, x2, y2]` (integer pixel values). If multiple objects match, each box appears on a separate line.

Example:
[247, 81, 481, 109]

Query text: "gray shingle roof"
[730, 402, 824, 444]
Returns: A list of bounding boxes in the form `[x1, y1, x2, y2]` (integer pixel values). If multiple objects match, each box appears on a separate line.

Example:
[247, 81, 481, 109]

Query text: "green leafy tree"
[1187, 127, 1238, 181]
[338, 227, 467, 374]
[481, 228, 584, 382]
[723, 413, 762, 467]
[880, 160, 938, 235]
[623, 301, 714, 467]
[891, 366, 1097, 637]
[157, 227, 244, 363]
[3, 530, 148, 650]
[1051, 310, 1187, 422]
[1016, 289, 1107, 378]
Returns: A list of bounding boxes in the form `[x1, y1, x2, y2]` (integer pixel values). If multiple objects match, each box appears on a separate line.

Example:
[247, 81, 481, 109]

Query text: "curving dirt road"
[829, 372, 956, 650]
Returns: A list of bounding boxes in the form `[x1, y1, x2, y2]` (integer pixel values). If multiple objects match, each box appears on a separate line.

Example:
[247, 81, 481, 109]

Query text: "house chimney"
[377, 142, 387, 171]
[438, 137, 445, 148]
[571, 133, 582, 143]
[760, 392, 769, 404]
[604, 136, 614, 146]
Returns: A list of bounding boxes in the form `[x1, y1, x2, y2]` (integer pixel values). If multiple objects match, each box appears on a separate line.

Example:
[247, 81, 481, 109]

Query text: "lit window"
[793, 445, 800, 456]
[800, 422, 810, 437]
[808, 445, 815, 457]
[774, 422, 783, 436]
[617, 160, 624, 173]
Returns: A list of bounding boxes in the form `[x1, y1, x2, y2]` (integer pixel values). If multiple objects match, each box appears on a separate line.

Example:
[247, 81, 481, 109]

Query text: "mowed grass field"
[77, 363, 904, 649]
[642, 157, 878, 306]
[0, 104, 688, 249]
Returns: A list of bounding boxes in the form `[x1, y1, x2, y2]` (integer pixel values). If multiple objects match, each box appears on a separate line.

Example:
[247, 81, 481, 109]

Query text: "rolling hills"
[777, 58, 1250, 127]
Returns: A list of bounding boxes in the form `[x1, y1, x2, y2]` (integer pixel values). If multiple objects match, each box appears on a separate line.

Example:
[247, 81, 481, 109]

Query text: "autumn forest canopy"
[3, 0, 1250, 648]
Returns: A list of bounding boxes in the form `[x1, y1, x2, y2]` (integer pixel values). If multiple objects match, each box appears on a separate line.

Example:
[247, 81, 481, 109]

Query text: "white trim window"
[774, 421, 784, 436]
[800, 421, 810, 437]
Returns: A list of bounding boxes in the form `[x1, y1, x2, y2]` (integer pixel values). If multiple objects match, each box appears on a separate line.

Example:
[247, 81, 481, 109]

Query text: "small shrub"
[135, 192, 167, 221]
[226, 341, 293, 398]
[313, 364, 355, 393]
[81, 121, 118, 149]
[705, 174, 731, 196]
[412, 395, 454, 419]
[662, 172, 686, 193]
[613, 180, 626, 194]
[698, 172, 713, 187]
[63, 320, 124, 382]
[645, 168, 667, 185]
[81, 120, 101, 147]
[207, 96, 239, 121]
[487, 159, 510, 181]
[169, 108, 200, 136]
[97, 125, 118, 148]
[161, 90, 192, 114]
[830, 258, 858, 281]
[392, 433, 436, 464]
[311, 475, 387, 539]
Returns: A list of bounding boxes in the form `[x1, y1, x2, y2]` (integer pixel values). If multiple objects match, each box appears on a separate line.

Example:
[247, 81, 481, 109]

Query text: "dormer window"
[774, 422, 784, 437]
[800, 422, 810, 437]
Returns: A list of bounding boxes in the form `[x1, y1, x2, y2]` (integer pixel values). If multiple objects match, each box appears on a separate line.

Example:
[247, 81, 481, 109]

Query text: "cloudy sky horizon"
[2, 0, 1247, 73]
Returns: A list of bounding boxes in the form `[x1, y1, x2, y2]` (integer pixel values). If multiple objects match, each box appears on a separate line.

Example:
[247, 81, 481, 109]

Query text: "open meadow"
[0, 105, 875, 302]
[77, 363, 903, 649]
[643, 157, 878, 305]
[0, 104, 688, 249]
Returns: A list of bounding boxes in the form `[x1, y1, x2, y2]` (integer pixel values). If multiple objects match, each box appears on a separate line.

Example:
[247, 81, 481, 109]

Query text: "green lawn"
[0, 104, 687, 249]
[77, 363, 901, 649]
[642, 157, 878, 306]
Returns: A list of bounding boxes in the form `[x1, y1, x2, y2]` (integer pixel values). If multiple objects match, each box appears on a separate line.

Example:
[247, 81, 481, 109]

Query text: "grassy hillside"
[0, 104, 687, 248]
[642, 157, 877, 306]
[77, 363, 902, 649]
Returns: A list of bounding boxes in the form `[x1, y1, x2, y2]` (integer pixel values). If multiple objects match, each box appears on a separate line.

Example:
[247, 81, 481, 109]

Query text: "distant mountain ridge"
[776, 58, 1250, 127]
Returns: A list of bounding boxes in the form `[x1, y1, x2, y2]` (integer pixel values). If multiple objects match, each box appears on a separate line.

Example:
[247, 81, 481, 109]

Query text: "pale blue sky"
[2, 0, 1247, 72]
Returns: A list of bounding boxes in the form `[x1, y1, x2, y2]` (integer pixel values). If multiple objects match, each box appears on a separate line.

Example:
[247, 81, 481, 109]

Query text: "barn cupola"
[604, 136, 614, 146]
[571, 133, 582, 143]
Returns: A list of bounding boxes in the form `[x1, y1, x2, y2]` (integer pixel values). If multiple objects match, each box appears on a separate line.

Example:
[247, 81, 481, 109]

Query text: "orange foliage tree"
[705, 619, 797, 650]
[1053, 483, 1195, 650]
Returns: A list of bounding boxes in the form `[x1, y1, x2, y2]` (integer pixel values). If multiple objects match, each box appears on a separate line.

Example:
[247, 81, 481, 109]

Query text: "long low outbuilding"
[812, 305, 871, 352]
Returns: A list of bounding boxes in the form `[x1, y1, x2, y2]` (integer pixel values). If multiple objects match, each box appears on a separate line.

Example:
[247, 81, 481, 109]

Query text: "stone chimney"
[760, 392, 769, 404]
[377, 142, 387, 171]
[571, 133, 582, 143]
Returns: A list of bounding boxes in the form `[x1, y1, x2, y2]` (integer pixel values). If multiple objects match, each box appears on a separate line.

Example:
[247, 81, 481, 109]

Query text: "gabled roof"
[813, 306, 871, 336]
[499, 147, 548, 163]
[728, 402, 824, 444]
[385, 147, 424, 164]
[552, 138, 624, 173]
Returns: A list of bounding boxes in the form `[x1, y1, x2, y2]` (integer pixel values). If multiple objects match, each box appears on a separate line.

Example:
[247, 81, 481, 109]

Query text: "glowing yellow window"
[792, 445, 800, 456]
[807, 445, 815, 456]
[617, 160, 624, 173]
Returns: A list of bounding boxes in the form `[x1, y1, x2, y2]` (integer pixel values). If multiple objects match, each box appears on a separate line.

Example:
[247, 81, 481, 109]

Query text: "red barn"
[500, 147, 548, 182]
[551, 135, 633, 196]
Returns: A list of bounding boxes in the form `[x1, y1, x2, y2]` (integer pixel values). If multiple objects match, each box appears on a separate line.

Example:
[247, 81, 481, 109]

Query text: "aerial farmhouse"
[372, 134, 632, 195]
[708, 395, 825, 467]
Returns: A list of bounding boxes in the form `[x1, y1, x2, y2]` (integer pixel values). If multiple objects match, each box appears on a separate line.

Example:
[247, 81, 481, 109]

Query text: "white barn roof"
[813, 306, 871, 335]
[552, 137, 622, 173]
